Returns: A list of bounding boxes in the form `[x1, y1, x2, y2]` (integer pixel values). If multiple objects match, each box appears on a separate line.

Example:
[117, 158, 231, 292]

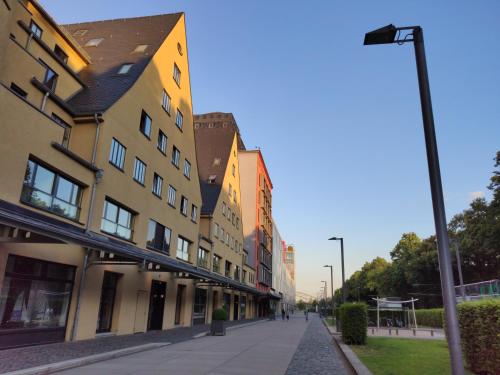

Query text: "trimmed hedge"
[457, 299, 500, 375]
[212, 308, 228, 321]
[415, 308, 444, 328]
[340, 302, 368, 345]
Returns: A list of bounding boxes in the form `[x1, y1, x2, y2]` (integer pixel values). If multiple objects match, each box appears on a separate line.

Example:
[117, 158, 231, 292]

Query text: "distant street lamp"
[363, 24, 464, 375]
[324, 265, 335, 316]
[329, 237, 346, 303]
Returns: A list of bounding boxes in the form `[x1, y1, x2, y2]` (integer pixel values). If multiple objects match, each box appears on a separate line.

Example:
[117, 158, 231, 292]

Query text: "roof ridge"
[62, 12, 183, 27]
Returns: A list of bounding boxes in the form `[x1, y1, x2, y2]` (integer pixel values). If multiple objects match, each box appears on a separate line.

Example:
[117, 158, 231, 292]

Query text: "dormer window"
[85, 38, 103, 47]
[208, 175, 216, 184]
[134, 44, 149, 53]
[73, 29, 88, 37]
[117, 64, 133, 75]
[173, 63, 181, 86]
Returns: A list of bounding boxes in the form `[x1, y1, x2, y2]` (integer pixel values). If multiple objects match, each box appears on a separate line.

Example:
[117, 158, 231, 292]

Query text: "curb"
[194, 318, 270, 338]
[1, 342, 170, 375]
[321, 318, 372, 375]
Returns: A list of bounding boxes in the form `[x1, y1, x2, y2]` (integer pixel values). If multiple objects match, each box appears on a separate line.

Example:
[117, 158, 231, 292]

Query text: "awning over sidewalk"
[268, 290, 282, 300]
[0, 200, 264, 296]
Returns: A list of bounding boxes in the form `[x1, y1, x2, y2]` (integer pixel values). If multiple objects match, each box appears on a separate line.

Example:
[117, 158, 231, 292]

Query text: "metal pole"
[329, 266, 334, 317]
[340, 238, 346, 303]
[411, 299, 418, 330]
[71, 248, 90, 341]
[413, 26, 464, 375]
[454, 242, 466, 301]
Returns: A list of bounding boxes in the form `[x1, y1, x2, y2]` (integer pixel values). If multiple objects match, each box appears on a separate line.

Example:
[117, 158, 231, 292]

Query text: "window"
[85, 38, 103, 47]
[236, 217, 239, 229]
[146, 219, 171, 253]
[234, 191, 237, 203]
[133, 158, 146, 185]
[232, 164, 235, 176]
[180, 196, 188, 216]
[109, 138, 126, 169]
[213, 255, 221, 273]
[227, 208, 231, 221]
[0, 255, 75, 337]
[220, 228, 225, 243]
[40, 61, 58, 91]
[54, 45, 68, 64]
[228, 184, 233, 198]
[225, 261, 232, 278]
[10, 83, 27, 98]
[157, 130, 167, 154]
[242, 270, 247, 283]
[234, 266, 240, 281]
[100, 199, 133, 240]
[162, 90, 171, 113]
[139, 110, 152, 138]
[183, 159, 191, 179]
[176, 237, 190, 261]
[21, 160, 82, 220]
[222, 202, 227, 216]
[167, 185, 176, 207]
[191, 204, 198, 222]
[225, 232, 229, 246]
[152, 173, 163, 197]
[133, 44, 148, 53]
[232, 213, 235, 225]
[29, 20, 42, 38]
[214, 223, 219, 238]
[117, 63, 133, 74]
[51, 114, 71, 148]
[197, 248, 209, 269]
[208, 175, 216, 184]
[173, 63, 181, 86]
[175, 109, 183, 130]
[171, 146, 180, 168]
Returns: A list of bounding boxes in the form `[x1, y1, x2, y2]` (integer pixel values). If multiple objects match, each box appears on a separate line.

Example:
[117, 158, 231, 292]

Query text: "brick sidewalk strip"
[285, 314, 350, 375]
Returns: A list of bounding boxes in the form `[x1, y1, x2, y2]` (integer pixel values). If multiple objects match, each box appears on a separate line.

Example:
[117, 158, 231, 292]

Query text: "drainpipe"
[71, 248, 90, 341]
[72, 114, 102, 340]
[25, 32, 33, 50]
[40, 91, 49, 112]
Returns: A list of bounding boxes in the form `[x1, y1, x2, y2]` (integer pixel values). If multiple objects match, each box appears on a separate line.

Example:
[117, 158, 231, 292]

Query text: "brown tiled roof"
[194, 112, 245, 215]
[62, 13, 182, 114]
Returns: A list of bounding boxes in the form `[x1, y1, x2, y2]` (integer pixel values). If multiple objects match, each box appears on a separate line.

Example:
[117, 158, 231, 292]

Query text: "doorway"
[233, 295, 239, 321]
[96, 272, 120, 333]
[148, 280, 166, 330]
[174, 284, 186, 325]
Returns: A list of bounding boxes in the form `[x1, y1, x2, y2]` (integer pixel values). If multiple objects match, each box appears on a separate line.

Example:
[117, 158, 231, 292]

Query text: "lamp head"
[364, 24, 397, 45]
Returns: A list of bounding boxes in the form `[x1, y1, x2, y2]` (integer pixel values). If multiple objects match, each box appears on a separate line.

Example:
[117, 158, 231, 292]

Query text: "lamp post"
[329, 237, 346, 303]
[363, 24, 464, 375]
[324, 265, 335, 316]
[321, 280, 327, 317]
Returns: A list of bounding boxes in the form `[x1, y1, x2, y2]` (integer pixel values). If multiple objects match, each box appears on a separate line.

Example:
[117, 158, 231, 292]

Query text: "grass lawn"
[351, 337, 473, 375]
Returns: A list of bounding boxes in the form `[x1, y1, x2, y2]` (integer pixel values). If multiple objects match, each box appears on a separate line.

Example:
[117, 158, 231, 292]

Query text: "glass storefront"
[192, 288, 207, 325]
[0, 255, 75, 348]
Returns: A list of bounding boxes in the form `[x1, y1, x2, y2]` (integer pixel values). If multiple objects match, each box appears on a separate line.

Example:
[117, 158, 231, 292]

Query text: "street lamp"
[329, 236, 346, 303]
[321, 280, 327, 317]
[363, 24, 464, 375]
[324, 265, 335, 316]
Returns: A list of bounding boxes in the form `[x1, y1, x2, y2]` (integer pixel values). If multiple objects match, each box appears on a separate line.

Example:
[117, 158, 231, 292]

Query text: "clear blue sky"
[40, 0, 500, 297]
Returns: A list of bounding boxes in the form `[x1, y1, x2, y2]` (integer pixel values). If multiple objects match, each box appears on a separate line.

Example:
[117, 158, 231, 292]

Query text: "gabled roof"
[194, 112, 244, 215]
[62, 13, 182, 114]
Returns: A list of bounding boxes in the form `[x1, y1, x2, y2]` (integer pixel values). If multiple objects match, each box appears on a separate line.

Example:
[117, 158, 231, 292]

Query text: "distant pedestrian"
[286, 313, 290, 321]
[304, 310, 309, 321]
[281, 308, 285, 320]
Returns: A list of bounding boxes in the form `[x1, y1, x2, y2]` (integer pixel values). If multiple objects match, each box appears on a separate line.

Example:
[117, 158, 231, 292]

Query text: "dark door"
[233, 295, 239, 321]
[148, 280, 166, 330]
[174, 284, 185, 325]
[223, 293, 231, 316]
[96, 272, 120, 333]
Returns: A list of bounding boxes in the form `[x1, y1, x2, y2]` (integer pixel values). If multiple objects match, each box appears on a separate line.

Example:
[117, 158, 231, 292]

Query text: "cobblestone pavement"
[0, 318, 260, 374]
[285, 314, 350, 375]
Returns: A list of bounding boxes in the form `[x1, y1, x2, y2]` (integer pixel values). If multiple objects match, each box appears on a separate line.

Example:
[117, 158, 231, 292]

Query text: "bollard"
[413, 329, 416, 336]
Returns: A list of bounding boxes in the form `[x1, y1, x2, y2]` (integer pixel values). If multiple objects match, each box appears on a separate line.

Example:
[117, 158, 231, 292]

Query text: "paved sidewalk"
[55, 316, 309, 375]
[285, 315, 349, 375]
[0, 319, 261, 374]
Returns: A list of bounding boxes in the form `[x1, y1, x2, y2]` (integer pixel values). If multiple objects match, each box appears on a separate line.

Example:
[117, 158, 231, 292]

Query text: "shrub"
[457, 299, 500, 375]
[415, 308, 444, 328]
[212, 308, 228, 321]
[340, 302, 368, 345]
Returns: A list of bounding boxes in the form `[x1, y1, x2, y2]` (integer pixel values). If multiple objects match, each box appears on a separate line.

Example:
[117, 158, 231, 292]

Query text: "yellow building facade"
[0, 0, 262, 349]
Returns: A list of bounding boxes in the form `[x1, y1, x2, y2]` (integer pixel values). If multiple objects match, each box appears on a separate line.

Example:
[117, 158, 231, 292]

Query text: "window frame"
[167, 185, 177, 207]
[180, 196, 188, 216]
[132, 157, 146, 185]
[175, 109, 183, 130]
[54, 45, 68, 64]
[190, 204, 198, 222]
[109, 138, 126, 170]
[100, 199, 134, 241]
[176, 236, 190, 262]
[29, 20, 43, 38]
[146, 219, 171, 254]
[139, 110, 152, 139]
[183, 159, 191, 179]
[173, 63, 181, 86]
[152, 173, 163, 198]
[157, 130, 168, 155]
[40, 60, 58, 92]
[171, 146, 180, 168]
[162, 89, 171, 114]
